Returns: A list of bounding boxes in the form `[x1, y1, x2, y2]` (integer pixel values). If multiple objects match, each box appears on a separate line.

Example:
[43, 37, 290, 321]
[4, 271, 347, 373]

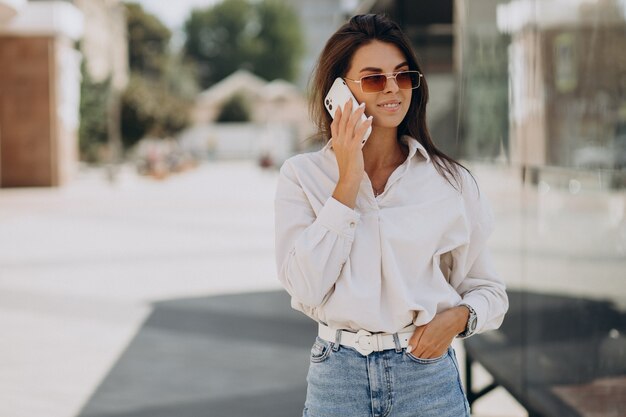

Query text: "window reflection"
[456, 0, 626, 415]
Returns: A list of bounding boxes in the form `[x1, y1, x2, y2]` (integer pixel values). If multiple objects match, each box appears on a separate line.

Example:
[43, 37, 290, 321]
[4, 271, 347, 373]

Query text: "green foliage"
[125, 2, 172, 77]
[121, 73, 190, 148]
[161, 50, 200, 101]
[78, 2, 194, 162]
[183, 0, 304, 89]
[253, 0, 303, 82]
[119, 3, 194, 149]
[78, 61, 110, 162]
[216, 93, 252, 123]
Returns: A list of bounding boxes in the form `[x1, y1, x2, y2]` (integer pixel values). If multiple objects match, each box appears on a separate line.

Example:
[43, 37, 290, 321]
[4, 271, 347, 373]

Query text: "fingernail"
[367, 115, 373, 121]
[406, 345, 413, 353]
[358, 102, 365, 108]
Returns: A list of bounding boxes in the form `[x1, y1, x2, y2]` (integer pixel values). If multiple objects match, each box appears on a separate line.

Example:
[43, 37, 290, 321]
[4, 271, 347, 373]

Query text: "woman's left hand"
[406, 306, 469, 359]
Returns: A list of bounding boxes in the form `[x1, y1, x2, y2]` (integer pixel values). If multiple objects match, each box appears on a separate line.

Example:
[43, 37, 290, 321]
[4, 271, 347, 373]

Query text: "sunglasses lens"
[361, 74, 387, 93]
[358, 72, 421, 93]
[396, 71, 419, 89]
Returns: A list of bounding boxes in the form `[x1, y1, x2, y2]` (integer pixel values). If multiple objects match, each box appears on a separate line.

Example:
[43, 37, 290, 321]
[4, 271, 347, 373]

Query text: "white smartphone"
[324, 78, 372, 146]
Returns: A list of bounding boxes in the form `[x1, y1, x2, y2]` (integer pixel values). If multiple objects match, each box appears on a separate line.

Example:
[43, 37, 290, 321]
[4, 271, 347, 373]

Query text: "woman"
[274, 14, 508, 417]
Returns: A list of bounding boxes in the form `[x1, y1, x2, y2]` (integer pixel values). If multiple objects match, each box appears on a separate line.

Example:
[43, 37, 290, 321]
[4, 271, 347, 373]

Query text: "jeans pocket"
[310, 336, 333, 363]
[405, 347, 449, 364]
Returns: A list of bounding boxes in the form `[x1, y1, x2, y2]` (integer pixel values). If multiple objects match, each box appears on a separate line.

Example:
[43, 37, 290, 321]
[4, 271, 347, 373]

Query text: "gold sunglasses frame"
[344, 71, 423, 94]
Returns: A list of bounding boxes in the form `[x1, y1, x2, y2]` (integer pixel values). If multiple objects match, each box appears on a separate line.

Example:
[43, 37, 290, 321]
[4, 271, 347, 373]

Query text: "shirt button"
[349, 221, 356, 228]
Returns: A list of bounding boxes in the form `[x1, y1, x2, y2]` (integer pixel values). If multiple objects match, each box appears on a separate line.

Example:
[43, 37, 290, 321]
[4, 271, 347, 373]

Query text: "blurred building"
[0, 0, 23, 21]
[453, 0, 510, 162]
[193, 69, 311, 138]
[0, 0, 83, 187]
[498, 0, 626, 170]
[184, 69, 313, 163]
[0, 0, 127, 188]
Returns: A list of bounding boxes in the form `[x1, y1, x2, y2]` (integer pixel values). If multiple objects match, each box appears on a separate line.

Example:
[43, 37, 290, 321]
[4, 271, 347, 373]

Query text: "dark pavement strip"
[77, 290, 317, 417]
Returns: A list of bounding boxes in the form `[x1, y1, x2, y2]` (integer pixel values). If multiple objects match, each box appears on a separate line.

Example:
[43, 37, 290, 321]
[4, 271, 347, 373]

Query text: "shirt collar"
[400, 135, 431, 163]
[322, 135, 431, 164]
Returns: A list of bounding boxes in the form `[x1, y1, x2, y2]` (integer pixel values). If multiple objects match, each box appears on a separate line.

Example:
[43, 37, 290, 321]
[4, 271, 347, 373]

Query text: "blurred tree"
[183, 0, 303, 89]
[253, 0, 303, 82]
[121, 75, 190, 149]
[126, 2, 171, 77]
[216, 93, 252, 123]
[120, 3, 195, 149]
[78, 61, 110, 162]
[162, 50, 200, 101]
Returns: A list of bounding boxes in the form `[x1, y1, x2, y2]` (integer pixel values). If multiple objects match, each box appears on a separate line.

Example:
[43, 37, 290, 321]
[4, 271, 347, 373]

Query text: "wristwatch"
[458, 303, 477, 338]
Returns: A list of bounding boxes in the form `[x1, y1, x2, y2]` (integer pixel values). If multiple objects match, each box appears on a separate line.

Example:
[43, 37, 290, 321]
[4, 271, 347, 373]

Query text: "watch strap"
[458, 303, 477, 338]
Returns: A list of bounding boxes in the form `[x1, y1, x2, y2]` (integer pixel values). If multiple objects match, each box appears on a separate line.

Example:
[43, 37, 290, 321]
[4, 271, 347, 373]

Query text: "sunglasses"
[344, 71, 423, 94]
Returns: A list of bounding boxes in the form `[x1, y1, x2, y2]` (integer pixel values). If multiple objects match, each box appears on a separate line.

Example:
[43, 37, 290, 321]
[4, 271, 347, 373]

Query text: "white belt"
[318, 322, 415, 356]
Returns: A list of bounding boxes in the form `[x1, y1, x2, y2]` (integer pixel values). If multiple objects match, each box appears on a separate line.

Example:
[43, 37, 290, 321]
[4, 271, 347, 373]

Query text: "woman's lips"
[377, 101, 401, 112]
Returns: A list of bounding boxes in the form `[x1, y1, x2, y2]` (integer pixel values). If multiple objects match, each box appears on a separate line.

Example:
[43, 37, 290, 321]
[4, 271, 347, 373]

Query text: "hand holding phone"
[324, 78, 372, 146]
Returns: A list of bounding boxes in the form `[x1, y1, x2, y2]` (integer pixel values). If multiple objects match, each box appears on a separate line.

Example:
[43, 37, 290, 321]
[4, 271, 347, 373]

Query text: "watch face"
[469, 317, 477, 331]
[460, 304, 477, 336]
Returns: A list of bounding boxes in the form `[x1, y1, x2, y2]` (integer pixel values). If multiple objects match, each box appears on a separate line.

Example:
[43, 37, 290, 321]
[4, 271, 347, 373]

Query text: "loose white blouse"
[274, 136, 508, 336]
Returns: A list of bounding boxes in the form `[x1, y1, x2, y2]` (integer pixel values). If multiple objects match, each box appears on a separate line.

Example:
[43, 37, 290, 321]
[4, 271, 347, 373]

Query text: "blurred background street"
[1, 0, 625, 416]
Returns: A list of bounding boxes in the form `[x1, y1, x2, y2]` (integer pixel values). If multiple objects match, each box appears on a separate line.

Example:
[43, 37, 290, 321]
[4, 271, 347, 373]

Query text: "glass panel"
[459, 0, 626, 415]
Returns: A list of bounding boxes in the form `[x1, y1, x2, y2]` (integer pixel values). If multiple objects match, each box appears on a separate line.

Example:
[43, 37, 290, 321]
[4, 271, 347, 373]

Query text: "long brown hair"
[309, 14, 474, 192]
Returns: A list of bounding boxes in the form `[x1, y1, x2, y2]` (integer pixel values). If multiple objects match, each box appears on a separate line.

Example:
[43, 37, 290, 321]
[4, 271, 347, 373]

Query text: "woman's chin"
[372, 115, 406, 130]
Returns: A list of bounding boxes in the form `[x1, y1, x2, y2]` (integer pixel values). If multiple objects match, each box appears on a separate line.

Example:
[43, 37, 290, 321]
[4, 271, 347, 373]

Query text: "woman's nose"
[384, 75, 400, 93]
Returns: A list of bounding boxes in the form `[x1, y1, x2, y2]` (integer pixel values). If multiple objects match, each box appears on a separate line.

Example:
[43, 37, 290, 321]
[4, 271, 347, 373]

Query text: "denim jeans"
[303, 335, 471, 417]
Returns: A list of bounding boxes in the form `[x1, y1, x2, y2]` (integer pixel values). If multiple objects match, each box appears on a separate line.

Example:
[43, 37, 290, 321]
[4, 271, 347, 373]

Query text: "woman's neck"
[362, 126, 406, 172]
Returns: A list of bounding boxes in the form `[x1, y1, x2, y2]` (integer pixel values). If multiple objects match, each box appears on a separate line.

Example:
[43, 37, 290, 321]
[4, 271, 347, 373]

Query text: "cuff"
[456, 293, 489, 338]
[316, 197, 361, 239]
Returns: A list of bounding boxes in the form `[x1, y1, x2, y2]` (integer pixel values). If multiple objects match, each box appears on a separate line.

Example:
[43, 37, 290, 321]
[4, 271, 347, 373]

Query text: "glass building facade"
[457, 1, 625, 415]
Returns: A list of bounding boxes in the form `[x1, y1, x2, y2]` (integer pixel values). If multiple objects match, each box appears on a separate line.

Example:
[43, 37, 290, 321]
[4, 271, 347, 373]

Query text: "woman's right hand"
[330, 100, 372, 209]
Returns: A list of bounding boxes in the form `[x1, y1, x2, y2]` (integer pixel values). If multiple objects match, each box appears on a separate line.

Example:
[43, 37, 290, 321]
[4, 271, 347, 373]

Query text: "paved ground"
[77, 290, 316, 417]
[6, 158, 622, 417]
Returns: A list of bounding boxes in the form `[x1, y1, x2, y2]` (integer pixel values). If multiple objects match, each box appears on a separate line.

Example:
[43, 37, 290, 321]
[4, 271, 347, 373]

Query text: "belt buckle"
[354, 329, 374, 356]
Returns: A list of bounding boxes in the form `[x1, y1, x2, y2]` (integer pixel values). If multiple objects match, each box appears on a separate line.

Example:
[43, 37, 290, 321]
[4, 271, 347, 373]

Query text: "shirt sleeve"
[449, 171, 509, 337]
[274, 158, 360, 307]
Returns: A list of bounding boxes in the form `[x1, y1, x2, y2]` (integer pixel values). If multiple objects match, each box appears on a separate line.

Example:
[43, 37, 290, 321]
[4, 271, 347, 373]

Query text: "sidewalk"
[0, 161, 527, 417]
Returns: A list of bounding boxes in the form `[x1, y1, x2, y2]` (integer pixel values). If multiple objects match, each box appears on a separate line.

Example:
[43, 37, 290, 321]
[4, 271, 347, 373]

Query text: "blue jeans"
[303, 335, 471, 417]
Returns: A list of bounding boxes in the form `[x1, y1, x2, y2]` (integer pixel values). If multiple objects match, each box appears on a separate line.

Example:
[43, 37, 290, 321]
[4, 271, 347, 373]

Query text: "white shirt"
[274, 135, 508, 335]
